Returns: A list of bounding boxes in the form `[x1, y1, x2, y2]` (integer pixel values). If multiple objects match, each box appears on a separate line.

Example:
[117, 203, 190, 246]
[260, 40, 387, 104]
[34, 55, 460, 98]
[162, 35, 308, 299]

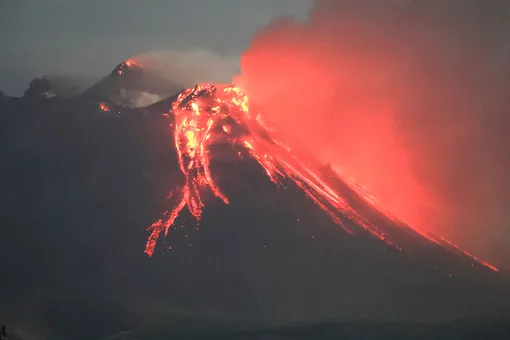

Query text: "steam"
[235, 0, 510, 266]
[133, 49, 239, 89]
[119, 89, 164, 108]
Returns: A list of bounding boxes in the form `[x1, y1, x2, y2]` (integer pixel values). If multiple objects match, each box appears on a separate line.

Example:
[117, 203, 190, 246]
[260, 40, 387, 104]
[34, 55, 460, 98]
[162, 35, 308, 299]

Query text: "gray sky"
[0, 0, 311, 95]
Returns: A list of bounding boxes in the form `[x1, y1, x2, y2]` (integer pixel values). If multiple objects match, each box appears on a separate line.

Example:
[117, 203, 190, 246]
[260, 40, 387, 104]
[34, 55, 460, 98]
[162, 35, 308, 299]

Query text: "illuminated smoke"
[234, 0, 510, 267]
[119, 89, 163, 108]
[145, 85, 397, 256]
[144, 84, 497, 272]
[133, 49, 239, 90]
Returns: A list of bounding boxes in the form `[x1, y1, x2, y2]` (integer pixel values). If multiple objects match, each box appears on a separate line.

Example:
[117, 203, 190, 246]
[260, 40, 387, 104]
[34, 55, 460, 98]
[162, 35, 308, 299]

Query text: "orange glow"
[143, 84, 498, 272]
[232, 11, 510, 270]
[99, 102, 110, 112]
[124, 59, 141, 68]
[234, 50, 429, 238]
[146, 85, 399, 256]
[433, 236, 499, 272]
[117, 59, 142, 75]
[222, 124, 232, 134]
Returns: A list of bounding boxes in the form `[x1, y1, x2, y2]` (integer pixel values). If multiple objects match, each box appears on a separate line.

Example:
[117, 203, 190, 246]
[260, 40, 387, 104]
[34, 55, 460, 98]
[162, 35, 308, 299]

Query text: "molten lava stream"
[145, 84, 388, 255]
[143, 84, 498, 272]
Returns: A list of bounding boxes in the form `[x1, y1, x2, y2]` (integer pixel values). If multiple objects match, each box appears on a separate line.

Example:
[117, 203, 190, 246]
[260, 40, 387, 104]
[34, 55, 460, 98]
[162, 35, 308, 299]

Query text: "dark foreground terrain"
[103, 318, 510, 340]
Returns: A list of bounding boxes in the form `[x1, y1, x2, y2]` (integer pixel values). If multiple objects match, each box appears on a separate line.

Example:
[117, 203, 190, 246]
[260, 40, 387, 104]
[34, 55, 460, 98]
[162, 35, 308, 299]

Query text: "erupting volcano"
[143, 84, 498, 273]
[2, 62, 509, 339]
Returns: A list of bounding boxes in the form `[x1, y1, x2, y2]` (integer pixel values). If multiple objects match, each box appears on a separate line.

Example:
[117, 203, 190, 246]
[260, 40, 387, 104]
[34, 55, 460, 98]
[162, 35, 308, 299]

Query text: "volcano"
[0, 66, 509, 339]
[143, 83, 500, 271]
[82, 59, 183, 108]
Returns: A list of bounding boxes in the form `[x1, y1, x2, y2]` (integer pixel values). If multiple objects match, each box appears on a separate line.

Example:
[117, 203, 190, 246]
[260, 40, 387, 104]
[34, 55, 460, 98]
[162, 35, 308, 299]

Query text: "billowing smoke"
[119, 89, 164, 108]
[235, 0, 510, 266]
[133, 49, 239, 89]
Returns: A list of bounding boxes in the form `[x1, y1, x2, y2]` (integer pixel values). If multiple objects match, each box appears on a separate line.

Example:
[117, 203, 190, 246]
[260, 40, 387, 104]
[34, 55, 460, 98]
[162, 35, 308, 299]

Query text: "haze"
[0, 0, 310, 95]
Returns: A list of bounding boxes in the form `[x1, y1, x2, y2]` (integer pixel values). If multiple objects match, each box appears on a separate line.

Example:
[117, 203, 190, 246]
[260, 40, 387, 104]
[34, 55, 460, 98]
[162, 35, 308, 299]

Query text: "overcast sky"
[0, 0, 311, 95]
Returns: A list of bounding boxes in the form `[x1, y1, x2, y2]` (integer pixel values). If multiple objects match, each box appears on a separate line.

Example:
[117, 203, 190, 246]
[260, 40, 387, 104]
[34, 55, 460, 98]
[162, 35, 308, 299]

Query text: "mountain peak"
[83, 59, 182, 108]
[113, 59, 144, 76]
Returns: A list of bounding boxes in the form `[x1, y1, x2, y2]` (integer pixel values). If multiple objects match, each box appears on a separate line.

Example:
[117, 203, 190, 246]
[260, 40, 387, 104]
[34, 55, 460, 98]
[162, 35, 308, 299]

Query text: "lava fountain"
[143, 84, 498, 272]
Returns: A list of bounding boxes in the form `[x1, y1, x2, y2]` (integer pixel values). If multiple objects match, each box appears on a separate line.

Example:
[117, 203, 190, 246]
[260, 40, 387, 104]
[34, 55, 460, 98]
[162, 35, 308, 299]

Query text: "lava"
[434, 236, 499, 272]
[143, 84, 498, 272]
[339, 173, 498, 271]
[99, 102, 110, 112]
[145, 84, 394, 256]
[117, 59, 142, 75]
[124, 59, 140, 68]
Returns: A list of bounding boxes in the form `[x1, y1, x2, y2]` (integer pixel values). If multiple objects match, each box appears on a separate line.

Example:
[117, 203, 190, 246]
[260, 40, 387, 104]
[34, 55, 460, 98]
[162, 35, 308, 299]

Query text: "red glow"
[233, 42, 430, 237]
[143, 84, 498, 272]
[145, 85, 395, 256]
[231, 10, 510, 270]
[99, 102, 110, 112]
[124, 59, 141, 68]
[434, 236, 499, 272]
[117, 59, 142, 75]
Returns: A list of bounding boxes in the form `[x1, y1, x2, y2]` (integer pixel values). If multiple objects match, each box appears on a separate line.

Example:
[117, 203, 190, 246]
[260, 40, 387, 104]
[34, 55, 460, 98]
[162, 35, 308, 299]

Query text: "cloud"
[133, 49, 240, 89]
[235, 0, 510, 266]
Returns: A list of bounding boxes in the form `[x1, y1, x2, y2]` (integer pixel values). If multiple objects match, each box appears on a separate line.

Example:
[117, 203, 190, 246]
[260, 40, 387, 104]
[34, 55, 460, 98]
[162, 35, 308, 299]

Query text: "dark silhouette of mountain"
[1, 75, 94, 101]
[23, 77, 56, 99]
[82, 60, 183, 107]
[0, 68, 509, 339]
[103, 318, 510, 339]
[42, 74, 98, 98]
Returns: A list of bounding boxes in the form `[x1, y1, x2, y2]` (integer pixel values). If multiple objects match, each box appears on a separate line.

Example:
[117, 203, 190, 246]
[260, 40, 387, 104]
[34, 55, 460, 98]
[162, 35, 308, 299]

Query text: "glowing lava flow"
[99, 102, 110, 112]
[340, 174, 499, 272]
[145, 84, 392, 256]
[116, 59, 141, 75]
[433, 236, 499, 272]
[143, 84, 498, 272]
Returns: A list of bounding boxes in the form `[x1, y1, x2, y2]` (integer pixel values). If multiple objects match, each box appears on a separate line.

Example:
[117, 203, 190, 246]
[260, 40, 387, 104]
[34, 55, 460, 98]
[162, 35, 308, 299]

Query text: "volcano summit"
[82, 59, 182, 108]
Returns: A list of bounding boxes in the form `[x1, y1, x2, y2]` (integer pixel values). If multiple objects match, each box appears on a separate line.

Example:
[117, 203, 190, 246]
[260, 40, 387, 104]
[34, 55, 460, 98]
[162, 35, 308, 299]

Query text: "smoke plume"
[235, 0, 510, 266]
[134, 49, 239, 89]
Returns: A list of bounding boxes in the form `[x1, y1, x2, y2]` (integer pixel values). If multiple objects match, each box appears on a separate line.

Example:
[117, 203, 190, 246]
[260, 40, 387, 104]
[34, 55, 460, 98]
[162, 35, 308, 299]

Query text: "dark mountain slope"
[81, 60, 182, 107]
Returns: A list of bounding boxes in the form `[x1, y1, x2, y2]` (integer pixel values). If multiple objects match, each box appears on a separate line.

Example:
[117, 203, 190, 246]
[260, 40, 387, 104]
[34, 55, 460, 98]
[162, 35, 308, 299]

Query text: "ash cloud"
[236, 0, 510, 266]
[133, 49, 240, 89]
